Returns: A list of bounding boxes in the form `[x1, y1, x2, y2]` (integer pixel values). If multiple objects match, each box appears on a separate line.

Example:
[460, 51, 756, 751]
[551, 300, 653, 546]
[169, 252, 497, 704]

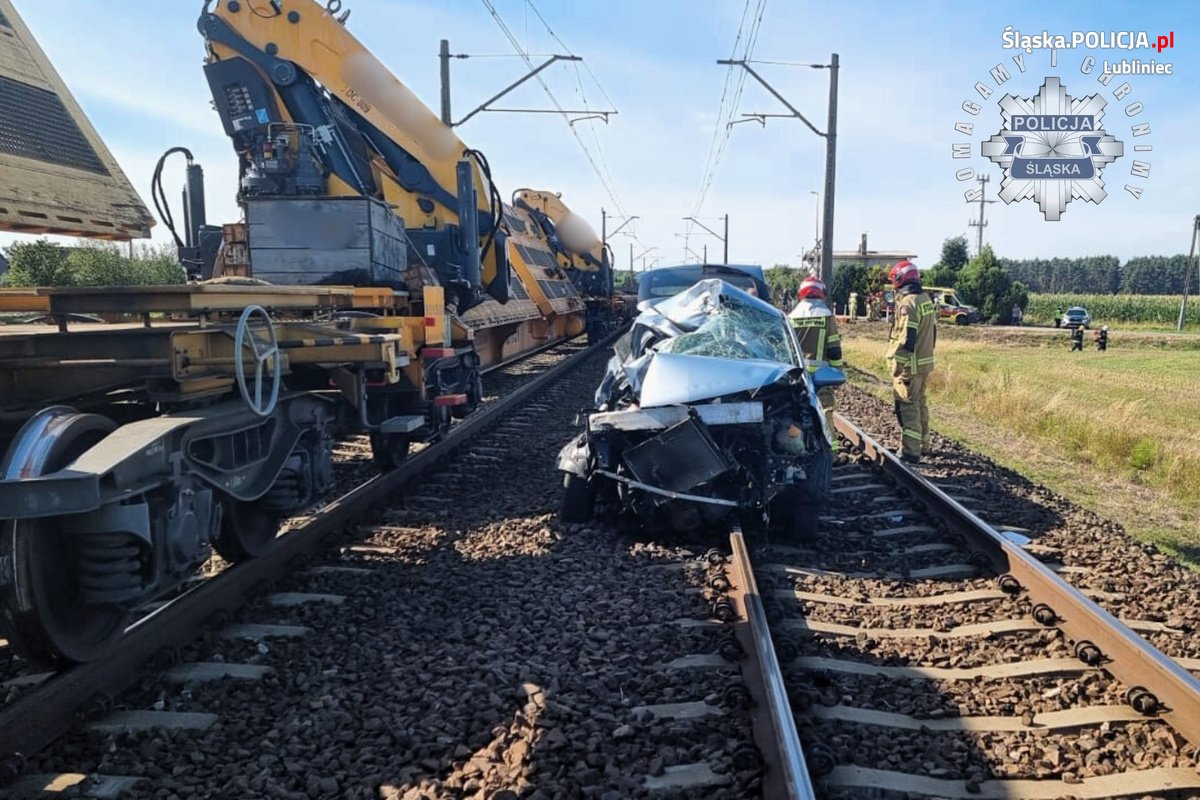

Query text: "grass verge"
[842, 324, 1200, 565]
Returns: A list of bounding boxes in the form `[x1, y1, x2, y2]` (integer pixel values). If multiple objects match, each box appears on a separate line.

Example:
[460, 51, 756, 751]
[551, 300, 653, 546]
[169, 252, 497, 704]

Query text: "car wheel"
[955, 315, 968, 326]
[560, 473, 595, 523]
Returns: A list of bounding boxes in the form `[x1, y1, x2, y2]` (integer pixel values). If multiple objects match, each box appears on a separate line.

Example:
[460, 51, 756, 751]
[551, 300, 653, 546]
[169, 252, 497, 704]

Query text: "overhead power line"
[690, 0, 767, 218]
[523, 0, 642, 245]
[480, 0, 636, 238]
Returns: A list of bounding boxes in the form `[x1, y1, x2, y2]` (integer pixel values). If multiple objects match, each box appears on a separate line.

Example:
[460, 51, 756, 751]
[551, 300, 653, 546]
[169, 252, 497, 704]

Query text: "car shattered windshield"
[657, 298, 796, 363]
[647, 278, 800, 366]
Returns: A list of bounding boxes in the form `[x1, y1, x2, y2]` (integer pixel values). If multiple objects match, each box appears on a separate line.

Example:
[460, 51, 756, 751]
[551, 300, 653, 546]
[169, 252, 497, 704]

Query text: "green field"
[1027, 293, 1198, 329]
[843, 327, 1200, 562]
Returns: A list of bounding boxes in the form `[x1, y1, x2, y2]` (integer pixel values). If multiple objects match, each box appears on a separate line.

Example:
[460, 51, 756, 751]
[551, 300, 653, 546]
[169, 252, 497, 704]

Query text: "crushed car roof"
[600, 278, 803, 409]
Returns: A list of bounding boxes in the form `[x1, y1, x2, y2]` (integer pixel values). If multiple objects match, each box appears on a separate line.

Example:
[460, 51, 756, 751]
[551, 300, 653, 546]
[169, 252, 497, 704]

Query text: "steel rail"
[480, 332, 583, 374]
[727, 524, 817, 800]
[0, 328, 621, 780]
[833, 412, 1200, 748]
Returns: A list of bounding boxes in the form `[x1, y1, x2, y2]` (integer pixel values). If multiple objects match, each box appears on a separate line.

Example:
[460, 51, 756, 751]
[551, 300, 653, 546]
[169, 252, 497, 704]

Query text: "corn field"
[1027, 293, 1200, 327]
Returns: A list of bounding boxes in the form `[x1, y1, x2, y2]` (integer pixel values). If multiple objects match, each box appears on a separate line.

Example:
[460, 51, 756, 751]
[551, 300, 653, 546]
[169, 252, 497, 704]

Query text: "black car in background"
[638, 264, 771, 306]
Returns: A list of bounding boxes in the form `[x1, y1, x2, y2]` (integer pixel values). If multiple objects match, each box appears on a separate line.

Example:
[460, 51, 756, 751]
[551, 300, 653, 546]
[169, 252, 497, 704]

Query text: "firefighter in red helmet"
[885, 261, 937, 464]
[789, 276, 843, 446]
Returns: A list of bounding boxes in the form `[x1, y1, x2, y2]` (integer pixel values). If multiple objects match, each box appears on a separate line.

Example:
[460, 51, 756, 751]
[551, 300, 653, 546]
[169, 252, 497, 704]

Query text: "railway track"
[0, 339, 590, 698]
[724, 412, 1200, 799]
[8, 340, 1200, 798]
[2, 332, 765, 799]
[0, 336, 588, 665]
[0, 336, 594, 790]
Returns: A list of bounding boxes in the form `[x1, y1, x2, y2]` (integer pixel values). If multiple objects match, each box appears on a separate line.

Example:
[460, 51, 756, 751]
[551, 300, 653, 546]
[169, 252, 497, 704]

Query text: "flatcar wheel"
[369, 432, 411, 471]
[451, 371, 483, 420]
[212, 502, 280, 563]
[0, 409, 126, 667]
[1, 519, 129, 668]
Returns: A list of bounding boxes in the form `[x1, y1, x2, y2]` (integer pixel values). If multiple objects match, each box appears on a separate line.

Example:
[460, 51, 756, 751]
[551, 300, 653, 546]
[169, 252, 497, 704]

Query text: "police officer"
[885, 261, 936, 464]
[789, 276, 844, 444]
[1054, 307, 1064, 328]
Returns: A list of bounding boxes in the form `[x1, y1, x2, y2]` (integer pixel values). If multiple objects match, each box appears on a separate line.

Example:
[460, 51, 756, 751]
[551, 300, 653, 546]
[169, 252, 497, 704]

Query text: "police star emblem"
[981, 77, 1124, 220]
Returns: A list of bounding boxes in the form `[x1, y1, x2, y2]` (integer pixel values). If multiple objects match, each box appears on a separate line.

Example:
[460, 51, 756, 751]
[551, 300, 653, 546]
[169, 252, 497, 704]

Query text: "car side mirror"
[812, 366, 846, 390]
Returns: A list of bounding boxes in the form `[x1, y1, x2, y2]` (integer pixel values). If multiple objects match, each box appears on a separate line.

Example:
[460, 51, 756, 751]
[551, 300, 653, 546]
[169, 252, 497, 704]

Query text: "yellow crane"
[0, 0, 615, 665]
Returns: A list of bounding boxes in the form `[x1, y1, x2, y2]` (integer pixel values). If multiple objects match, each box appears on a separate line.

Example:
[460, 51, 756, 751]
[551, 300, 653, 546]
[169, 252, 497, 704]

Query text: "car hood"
[635, 353, 797, 407]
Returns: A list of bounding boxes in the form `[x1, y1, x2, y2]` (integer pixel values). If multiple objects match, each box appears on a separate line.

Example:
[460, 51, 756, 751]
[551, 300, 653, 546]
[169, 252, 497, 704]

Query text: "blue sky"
[6, 0, 1198, 269]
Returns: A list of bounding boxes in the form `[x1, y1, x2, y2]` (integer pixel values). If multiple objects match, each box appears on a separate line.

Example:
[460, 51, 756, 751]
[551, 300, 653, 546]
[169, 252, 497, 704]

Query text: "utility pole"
[719, 54, 839, 283]
[439, 39, 452, 125]
[1178, 214, 1200, 331]
[723, 213, 729, 263]
[633, 246, 657, 272]
[602, 209, 638, 248]
[823, 53, 838, 287]
[704, 243, 708, 263]
[601, 208, 638, 293]
[968, 174, 996, 256]
[437, 39, 613, 127]
[682, 216, 728, 264]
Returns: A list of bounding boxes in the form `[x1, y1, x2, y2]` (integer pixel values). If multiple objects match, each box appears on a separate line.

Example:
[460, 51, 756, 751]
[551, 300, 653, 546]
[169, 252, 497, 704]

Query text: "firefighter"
[1070, 325, 1084, 352]
[1096, 326, 1109, 351]
[788, 276, 844, 447]
[885, 261, 936, 464]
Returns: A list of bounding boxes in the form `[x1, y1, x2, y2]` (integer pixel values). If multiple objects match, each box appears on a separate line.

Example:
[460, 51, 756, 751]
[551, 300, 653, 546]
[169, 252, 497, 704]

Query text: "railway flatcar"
[0, 0, 617, 665]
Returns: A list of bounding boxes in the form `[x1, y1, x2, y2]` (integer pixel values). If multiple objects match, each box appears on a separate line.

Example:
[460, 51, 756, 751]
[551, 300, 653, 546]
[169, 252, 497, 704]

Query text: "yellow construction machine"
[0, 0, 615, 665]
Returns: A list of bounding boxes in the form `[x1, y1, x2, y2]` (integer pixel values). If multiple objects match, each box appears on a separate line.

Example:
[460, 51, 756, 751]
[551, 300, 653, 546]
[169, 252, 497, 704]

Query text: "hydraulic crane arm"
[513, 189, 607, 272]
[198, 0, 509, 310]
[512, 188, 612, 299]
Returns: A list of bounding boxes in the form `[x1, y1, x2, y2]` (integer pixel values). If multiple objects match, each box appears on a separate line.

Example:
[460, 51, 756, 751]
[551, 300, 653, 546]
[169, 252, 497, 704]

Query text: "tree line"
[1, 240, 185, 288]
[767, 235, 1197, 325]
[999, 254, 1197, 295]
[767, 237, 1028, 324]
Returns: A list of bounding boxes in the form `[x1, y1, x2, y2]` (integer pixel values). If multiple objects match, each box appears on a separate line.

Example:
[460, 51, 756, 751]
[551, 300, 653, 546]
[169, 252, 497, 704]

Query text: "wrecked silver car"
[557, 278, 845, 538]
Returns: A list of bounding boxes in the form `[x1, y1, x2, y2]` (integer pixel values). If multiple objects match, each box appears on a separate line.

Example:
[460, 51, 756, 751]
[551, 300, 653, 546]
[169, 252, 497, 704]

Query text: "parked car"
[638, 263, 771, 307]
[1063, 306, 1092, 329]
[557, 278, 843, 539]
[925, 287, 980, 325]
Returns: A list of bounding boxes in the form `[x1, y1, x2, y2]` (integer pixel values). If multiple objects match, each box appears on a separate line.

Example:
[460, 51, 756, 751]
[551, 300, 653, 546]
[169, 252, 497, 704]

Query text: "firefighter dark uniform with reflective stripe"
[789, 276, 843, 448]
[885, 261, 936, 464]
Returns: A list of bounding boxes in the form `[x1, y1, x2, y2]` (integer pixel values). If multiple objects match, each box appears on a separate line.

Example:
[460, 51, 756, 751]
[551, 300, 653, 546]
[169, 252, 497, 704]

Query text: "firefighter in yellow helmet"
[788, 276, 843, 448]
[885, 261, 937, 464]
